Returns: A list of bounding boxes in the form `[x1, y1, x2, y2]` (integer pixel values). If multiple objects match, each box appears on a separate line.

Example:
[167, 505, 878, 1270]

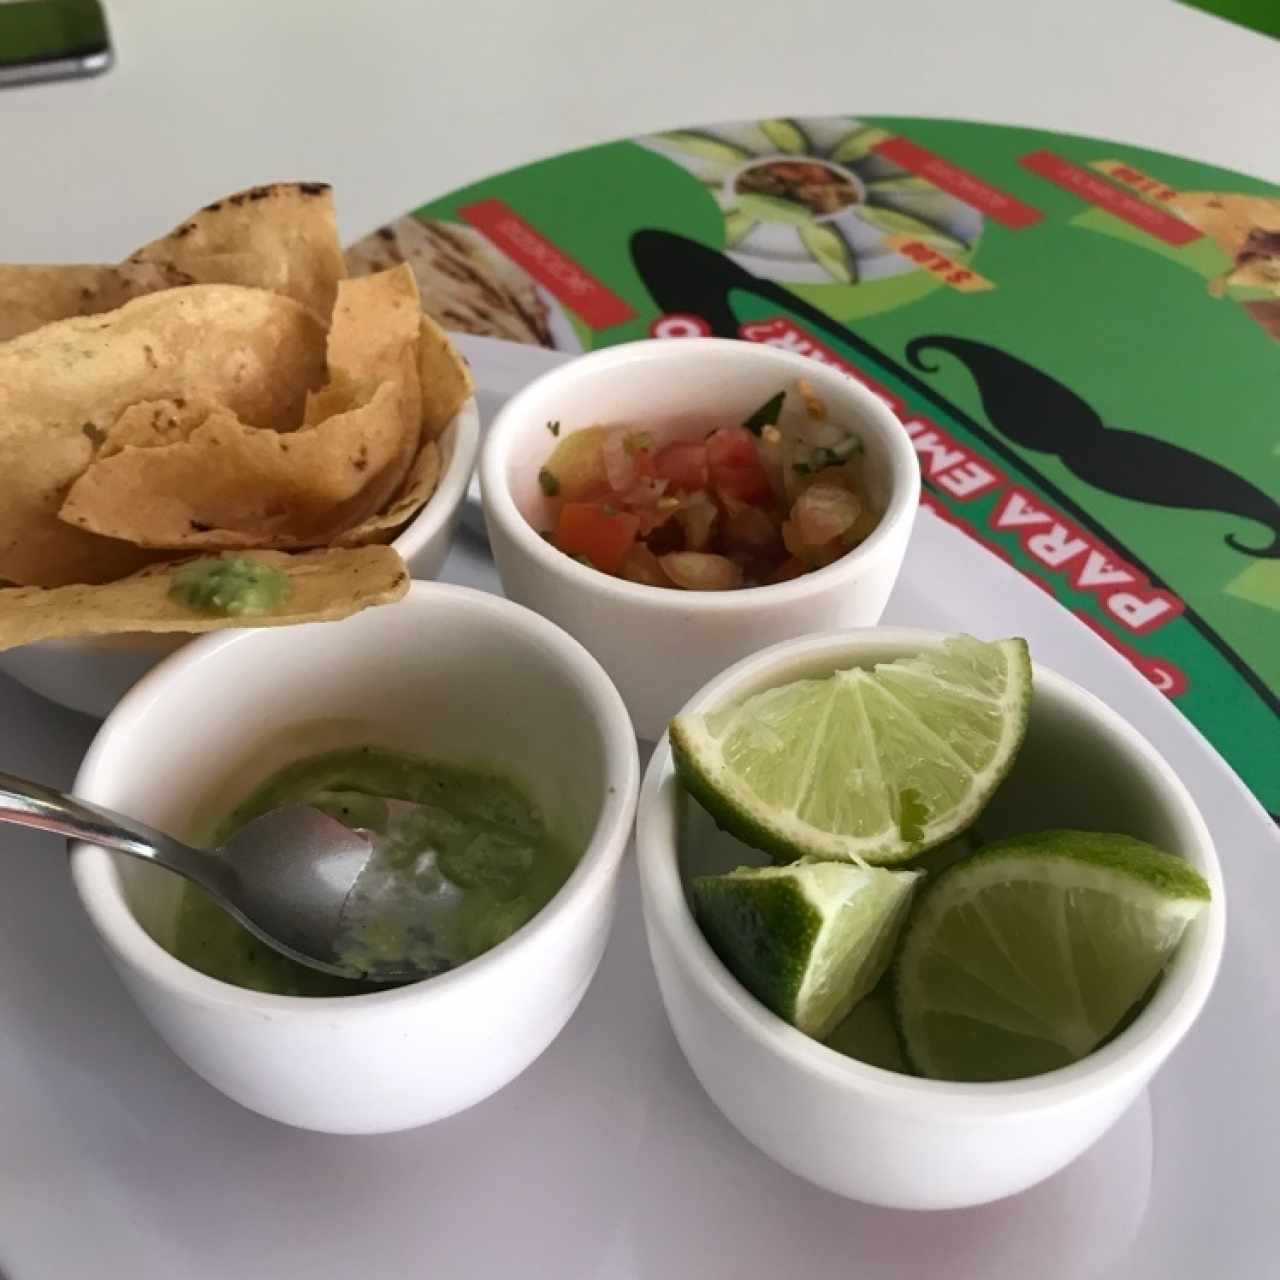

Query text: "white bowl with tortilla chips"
[0, 183, 479, 719]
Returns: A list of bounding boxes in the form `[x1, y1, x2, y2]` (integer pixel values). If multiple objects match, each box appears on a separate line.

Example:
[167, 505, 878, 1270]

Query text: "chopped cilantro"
[538, 467, 560, 496]
[623, 431, 653, 455]
[742, 390, 786, 435]
[546, 420, 561, 436]
[794, 439, 863, 475]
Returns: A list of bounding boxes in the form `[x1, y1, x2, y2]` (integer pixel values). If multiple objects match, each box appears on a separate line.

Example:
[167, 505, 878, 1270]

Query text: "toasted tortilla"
[0, 262, 195, 342]
[418, 311, 474, 439]
[95, 397, 219, 457]
[307, 265, 424, 519]
[128, 182, 345, 320]
[331, 308, 469, 545]
[0, 547, 409, 650]
[59, 382, 410, 549]
[0, 184, 345, 342]
[0, 285, 327, 586]
[334, 440, 442, 546]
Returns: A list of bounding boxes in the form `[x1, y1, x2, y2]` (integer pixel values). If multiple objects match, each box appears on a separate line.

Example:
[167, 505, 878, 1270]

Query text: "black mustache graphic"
[628, 228, 1277, 723]
[906, 336, 1280, 559]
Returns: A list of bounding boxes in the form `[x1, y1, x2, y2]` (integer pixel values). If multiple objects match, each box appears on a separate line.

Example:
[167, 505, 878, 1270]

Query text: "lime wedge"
[824, 976, 908, 1072]
[895, 830, 1211, 1082]
[692, 860, 920, 1039]
[671, 636, 1031, 865]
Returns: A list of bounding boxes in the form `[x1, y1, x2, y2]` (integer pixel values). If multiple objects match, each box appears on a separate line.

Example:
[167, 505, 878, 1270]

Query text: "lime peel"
[693, 860, 921, 1040]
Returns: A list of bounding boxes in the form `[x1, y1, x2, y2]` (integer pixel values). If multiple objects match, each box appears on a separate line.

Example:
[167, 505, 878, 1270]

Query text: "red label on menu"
[1018, 151, 1202, 246]
[873, 137, 1044, 229]
[458, 198, 636, 329]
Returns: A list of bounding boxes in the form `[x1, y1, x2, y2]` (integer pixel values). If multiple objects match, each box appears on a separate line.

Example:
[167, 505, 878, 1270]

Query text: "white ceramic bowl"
[479, 339, 919, 740]
[70, 580, 638, 1134]
[0, 398, 481, 719]
[636, 627, 1226, 1210]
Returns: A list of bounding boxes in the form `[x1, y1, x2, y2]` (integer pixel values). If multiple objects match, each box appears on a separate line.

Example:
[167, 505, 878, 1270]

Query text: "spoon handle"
[0, 771, 222, 887]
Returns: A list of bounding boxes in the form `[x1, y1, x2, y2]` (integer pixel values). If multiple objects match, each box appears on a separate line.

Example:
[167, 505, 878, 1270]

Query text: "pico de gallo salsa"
[534, 381, 879, 591]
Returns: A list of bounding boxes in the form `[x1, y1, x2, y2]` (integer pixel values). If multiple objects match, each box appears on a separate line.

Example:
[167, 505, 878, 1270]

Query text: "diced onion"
[659, 551, 744, 591]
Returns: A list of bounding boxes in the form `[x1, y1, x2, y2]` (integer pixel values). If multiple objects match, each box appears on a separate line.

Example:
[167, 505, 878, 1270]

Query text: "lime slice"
[895, 830, 1211, 1082]
[671, 635, 1031, 865]
[693, 860, 920, 1039]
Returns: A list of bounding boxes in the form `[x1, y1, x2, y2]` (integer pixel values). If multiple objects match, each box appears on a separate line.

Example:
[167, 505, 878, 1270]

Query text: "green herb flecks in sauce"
[171, 747, 577, 997]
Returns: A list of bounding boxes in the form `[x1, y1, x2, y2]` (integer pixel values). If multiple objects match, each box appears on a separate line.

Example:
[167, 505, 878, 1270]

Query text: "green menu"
[349, 117, 1280, 813]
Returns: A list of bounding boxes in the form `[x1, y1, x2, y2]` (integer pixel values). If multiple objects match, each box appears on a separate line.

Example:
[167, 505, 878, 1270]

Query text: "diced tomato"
[715, 467, 773, 505]
[653, 442, 709, 492]
[706, 426, 772, 505]
[705, 425, 759, 471]
[554, 502, 640, 575]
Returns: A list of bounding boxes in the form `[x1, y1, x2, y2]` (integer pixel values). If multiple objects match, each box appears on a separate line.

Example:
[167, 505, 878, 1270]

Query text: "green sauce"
[168, 557, 292, 617]
[171, 747, 578, 997]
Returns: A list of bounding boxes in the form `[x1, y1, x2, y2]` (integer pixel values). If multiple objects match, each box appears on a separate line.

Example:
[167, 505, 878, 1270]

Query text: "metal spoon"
[0, 771, 428, 983]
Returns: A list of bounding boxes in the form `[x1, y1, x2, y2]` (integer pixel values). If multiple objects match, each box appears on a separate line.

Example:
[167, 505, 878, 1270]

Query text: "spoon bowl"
[0, 773, 431, 982]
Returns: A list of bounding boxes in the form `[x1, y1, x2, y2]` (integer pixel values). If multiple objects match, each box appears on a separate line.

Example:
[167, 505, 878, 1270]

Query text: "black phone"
[0, 0, 112, 87]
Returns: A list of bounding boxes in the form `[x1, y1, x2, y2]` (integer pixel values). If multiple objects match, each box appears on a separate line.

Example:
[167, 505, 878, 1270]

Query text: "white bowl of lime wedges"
[636, 628, 1225, 1210]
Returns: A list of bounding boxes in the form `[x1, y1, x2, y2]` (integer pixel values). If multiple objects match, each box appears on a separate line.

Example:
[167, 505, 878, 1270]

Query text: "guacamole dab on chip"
[168, 556, 294, 617]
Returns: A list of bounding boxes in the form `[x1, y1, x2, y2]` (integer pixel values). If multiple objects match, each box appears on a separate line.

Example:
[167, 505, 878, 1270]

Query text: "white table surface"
[1, 0, 1277, 264]
[2, 5, 1278, 1278]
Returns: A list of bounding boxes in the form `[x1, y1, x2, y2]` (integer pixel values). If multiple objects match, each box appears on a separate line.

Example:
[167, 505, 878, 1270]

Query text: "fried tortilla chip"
[329, 308, 470, 543]
[0, 285, 327, 587]
[1170, 191, 1280, 297]
[60, 381, 409, 549]
[95, 397, 218, 457]
[334, 441, 442, 546]
[418, 311, 474, 439]
[0, 262, 195, 342]
[0, 184, 344, 340]
[0, 547, 409, 650]
[128, 182, 345, 321]
[308, 264, 422, 428]
[301, 265, 426, 525]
